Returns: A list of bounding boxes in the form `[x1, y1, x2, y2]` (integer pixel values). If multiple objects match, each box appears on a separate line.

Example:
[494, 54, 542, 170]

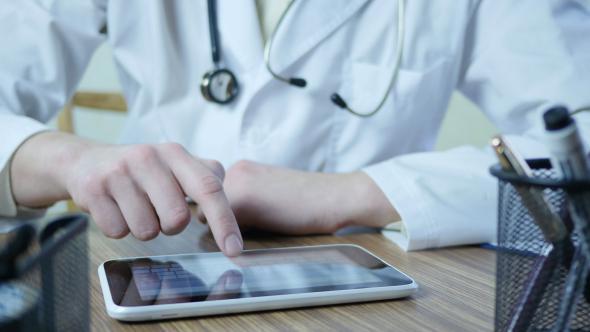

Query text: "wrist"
[10, 131, 94, 207]
[334, 171, 400, 229]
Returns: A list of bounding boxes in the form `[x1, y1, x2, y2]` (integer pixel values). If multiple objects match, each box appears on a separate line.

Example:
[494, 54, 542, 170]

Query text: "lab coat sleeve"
[0, 0, 106, 216]
[363, 0, 590, 251]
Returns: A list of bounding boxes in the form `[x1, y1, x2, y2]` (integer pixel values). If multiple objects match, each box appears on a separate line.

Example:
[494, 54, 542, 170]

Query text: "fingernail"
[224, 234, 242, 257]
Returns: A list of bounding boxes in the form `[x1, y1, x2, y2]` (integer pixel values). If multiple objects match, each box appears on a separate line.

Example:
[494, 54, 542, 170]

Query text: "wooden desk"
[89, 219, 495, 331]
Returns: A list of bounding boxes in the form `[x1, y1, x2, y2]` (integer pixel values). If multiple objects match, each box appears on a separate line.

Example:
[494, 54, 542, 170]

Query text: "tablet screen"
[103, 245, 413, 306]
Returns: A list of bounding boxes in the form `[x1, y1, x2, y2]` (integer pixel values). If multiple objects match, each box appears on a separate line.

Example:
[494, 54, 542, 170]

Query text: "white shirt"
[1, 0, 589, 250]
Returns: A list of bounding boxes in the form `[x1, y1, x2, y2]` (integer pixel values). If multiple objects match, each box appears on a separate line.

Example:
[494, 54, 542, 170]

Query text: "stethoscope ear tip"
[330, 93, 348, 109]
[289, 78, 307, 88]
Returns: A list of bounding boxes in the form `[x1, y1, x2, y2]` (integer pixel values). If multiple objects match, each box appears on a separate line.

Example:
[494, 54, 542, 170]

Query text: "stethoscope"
[200, 0, 239, 104]
[200, 0, 406, 117]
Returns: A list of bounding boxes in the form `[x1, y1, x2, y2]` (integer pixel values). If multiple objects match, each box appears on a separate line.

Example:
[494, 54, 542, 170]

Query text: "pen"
[491, 136, 570, 243]
[544, 107, 590, 244]
[543, 106, 590, 331]
[491, 136, 574, 332]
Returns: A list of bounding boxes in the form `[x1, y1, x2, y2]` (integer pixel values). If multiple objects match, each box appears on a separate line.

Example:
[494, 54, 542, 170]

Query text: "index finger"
[160, 147, 243, 256]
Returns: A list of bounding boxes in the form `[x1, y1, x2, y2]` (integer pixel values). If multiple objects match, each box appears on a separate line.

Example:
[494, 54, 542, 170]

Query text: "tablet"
[98, 244, 417, 321]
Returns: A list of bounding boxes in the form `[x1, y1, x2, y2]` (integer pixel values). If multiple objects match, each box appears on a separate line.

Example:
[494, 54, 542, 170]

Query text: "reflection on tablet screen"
[104, 246, 412, 306]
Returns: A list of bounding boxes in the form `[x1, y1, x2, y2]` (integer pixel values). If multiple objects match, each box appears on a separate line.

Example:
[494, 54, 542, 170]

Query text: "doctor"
[1, 0, 589, 256]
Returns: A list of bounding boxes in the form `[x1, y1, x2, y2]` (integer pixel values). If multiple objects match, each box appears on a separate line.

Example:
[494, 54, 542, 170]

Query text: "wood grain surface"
[88, 214, 496, 332]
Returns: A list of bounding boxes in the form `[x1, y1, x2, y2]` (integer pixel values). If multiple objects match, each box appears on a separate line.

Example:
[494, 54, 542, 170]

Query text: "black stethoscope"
[200, 0, 406, 117]
[200, 0, 239, 104]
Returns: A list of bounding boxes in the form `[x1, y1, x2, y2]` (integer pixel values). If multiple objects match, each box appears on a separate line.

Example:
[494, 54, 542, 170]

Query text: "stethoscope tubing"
[203, 0, 406, 117]
[263, 0, 406, 117]
[207, 0, 221, 65]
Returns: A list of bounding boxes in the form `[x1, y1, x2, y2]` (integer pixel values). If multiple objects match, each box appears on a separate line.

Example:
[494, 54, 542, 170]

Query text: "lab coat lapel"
[268, 0, 369, 74]
[218, 0, 264, 73]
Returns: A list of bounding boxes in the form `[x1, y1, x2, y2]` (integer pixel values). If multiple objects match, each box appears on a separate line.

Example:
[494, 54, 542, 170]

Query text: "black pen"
[544, 107, 590, 251]
[543, 107, 590, 331]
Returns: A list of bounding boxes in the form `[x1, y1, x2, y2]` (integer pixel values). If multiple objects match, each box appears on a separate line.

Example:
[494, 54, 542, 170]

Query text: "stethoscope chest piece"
[200, 68, 239, 104]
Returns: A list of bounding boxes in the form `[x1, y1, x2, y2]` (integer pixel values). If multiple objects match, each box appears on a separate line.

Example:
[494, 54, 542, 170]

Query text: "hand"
[198, 160, 400, 234]
[10, 132, 243, 256]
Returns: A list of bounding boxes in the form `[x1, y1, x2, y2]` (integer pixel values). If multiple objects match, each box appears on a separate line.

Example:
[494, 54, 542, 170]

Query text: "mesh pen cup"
[0, 214, 90, 332]
[490, 159, 590, 332]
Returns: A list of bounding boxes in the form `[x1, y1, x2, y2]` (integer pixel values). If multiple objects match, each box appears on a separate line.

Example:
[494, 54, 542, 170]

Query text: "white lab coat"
[1, 0, 589, 250]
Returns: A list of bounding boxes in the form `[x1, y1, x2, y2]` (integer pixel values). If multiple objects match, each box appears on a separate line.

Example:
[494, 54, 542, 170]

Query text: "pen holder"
[0, 214, 89, 332]
[490, 159, 590, 332]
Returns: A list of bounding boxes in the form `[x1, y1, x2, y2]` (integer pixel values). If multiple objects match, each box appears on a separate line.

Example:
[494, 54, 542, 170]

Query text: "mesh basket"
[0, 214, 89, 332]
[491, 159, 590, 332]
